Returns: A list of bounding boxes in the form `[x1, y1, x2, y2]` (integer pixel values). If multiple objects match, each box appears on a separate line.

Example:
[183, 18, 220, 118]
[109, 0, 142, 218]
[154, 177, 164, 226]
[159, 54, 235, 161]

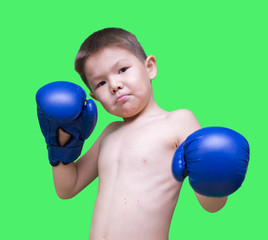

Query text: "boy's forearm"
[194, 191, 228, 213]
[52, 162, 78, 199]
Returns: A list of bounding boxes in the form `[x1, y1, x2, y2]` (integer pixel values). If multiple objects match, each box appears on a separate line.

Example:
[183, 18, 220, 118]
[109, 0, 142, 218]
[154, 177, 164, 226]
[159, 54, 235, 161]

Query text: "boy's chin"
[112, 109, 142, 119]
[115, 112, 138, 119]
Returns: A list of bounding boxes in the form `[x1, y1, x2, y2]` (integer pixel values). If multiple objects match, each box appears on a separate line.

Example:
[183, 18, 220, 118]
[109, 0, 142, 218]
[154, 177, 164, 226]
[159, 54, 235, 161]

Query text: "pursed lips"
[116, 94, 130, 104]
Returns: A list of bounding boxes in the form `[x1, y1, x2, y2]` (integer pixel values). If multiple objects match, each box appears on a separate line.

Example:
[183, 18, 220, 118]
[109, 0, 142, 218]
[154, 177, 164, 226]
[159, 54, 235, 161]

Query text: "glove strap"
[47, 145, 83, 166]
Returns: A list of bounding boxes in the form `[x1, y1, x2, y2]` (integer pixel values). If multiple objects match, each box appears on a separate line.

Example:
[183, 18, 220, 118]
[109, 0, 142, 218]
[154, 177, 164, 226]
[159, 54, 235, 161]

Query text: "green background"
[1, 0, 267, 239]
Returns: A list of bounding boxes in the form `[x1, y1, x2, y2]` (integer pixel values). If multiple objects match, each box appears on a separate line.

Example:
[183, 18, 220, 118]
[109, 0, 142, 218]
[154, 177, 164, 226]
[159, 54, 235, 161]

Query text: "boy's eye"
[119, 67, 128, 74]
[97, 81, 106, 88]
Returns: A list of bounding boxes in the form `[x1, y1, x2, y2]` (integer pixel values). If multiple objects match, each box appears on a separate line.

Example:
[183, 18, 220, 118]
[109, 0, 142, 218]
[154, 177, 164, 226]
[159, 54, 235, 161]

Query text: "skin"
[54, 46, 227, 240]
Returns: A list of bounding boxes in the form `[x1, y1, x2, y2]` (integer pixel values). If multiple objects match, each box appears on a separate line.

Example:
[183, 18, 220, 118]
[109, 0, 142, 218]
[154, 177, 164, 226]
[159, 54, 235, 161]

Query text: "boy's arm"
[172, 109, 228, 213]
[35, 82, 119, 199]
[172, 109, 249, 212]
[53, 122, 120, 199]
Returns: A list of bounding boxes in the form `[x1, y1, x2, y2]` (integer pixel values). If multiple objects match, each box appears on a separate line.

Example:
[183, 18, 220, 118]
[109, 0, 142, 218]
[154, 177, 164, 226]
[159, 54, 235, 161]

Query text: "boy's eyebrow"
[90, 58, 129, 80]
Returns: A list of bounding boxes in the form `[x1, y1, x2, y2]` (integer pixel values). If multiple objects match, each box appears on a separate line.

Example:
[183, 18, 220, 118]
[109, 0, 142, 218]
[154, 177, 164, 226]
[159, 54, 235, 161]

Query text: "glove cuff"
[172, 141, 187, 182]
[47, 144, 83, 166]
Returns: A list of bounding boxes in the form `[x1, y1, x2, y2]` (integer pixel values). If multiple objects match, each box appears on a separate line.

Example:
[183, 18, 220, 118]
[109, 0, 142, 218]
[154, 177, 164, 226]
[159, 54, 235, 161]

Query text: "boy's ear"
[90, 92, 98, 101]
[145, 55, 157, 80]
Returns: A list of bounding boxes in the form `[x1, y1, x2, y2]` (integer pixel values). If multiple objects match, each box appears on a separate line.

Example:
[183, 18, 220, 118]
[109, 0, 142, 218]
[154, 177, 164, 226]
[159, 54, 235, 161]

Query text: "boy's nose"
[110, 79, 123, 93]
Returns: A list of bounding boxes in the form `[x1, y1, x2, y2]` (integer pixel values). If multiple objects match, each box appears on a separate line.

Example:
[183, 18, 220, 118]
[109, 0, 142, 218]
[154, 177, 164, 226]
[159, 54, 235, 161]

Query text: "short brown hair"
[74, 27, 147, 89]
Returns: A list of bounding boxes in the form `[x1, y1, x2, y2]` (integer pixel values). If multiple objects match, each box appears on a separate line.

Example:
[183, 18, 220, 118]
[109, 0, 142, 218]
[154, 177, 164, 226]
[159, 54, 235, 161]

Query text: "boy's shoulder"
[167, 109, 201, 142]
[168, 109, 198, 124]
[96, 121, 123, 143]
[103, 121, 123, 134]
[169, 108, 195, 117]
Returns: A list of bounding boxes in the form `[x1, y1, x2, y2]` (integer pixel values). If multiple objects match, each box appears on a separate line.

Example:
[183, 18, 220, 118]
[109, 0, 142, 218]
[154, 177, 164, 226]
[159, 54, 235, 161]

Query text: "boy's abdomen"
[89, 166, 182, 240]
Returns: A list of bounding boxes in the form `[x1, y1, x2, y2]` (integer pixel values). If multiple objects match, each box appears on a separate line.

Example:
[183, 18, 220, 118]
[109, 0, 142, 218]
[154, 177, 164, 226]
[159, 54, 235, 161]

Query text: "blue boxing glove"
[36, 81, 97, 166]
[172, 127, 250, 197]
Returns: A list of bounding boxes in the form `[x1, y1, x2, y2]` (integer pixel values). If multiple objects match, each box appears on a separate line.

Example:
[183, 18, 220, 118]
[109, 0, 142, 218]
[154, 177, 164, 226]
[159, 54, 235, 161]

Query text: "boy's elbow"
[57, 194, 72, 200]
[56, 191, 75, 200]
[195, 192, 228, 213]
[201, 202, 226, 213]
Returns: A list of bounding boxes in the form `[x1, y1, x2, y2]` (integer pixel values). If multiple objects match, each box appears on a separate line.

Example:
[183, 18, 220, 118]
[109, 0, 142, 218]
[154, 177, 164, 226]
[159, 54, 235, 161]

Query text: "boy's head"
[74, 27, 157, 119]
[75, 27, 147, 90]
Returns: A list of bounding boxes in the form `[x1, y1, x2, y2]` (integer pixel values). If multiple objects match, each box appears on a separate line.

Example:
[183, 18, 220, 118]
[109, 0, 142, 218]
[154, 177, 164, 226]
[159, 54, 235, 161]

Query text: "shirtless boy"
[36, 28, 249, 239]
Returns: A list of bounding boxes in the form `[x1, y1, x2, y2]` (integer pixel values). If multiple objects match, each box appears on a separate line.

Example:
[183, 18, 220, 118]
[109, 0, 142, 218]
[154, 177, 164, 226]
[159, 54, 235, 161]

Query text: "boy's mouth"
[116, 94, 130, 104]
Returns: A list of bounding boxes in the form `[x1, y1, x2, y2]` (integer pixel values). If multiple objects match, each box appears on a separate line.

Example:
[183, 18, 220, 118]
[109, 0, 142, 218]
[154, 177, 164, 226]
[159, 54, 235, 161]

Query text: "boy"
[36, 28, 249, 239]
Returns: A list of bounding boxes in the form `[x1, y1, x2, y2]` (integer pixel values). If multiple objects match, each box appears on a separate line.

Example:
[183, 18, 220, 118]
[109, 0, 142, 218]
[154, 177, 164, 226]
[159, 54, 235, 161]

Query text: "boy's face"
[84, 46, 157, 119]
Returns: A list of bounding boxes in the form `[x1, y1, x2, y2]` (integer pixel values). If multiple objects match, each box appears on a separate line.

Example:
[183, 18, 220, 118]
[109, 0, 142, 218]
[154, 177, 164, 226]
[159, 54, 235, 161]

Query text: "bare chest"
[98, 122, 178, 179]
